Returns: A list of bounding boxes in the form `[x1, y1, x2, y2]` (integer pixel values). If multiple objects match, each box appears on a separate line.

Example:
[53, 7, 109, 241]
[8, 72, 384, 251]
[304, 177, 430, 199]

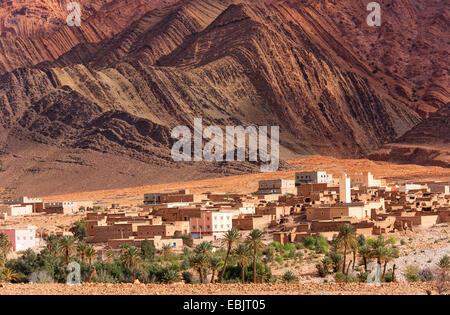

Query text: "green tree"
[46, 235, 58, 254]
[191, 253, 208, 284]
[76, 241, 88, 262]
[246, 229, 264, 283]
[0, 233, 12, 259]
[70, 219, 88, 241]
[219, 228, 240, 283]
[119, 244, 142, 281]
[141, 240, 156, 261]
[209, 257, 222, 283]
[234, 244, 251, 284]
[194, 241, 213, 257]
[57, 236, 76, 266]
[358, 244, 371, 272]
[85, 246, 97, 282]
[336, 224, 357, 274]
[1, 267, 18, 283]
[161, 244, 172, 259]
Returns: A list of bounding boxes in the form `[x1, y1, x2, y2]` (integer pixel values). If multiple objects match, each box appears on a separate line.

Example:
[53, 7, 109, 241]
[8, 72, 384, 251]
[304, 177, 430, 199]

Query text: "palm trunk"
[210, 270, 216, 284]
[392, 264, 396, 282]
[363, 257, 368, 272]
[346, 260, 352, 279]
[253, 247, 257, 283]
[88, 260, 92, 282]
[352, 251, 356, 270]
[383, 261, 388, 279]
[199, 268, 204, 284]
[241, 265, 245, 284]
[342, 243, 347, 273]
[219, 246, 231, 282]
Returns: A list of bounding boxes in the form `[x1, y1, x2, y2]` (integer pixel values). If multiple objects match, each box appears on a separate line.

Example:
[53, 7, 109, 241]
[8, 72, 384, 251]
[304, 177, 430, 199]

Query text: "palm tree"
[209, 257, 222, 283]
[246, 229, 264, 283]
[219, 228, 240, 282]
[336, 224, 357, 274]
[382, 248, 399, 279]
[76, 241, 88, 262]
[191, 253, 208, 283]
[194, 241, 213, 257]
[0, 233, 12, 258]
[1, 267, 18, 283]
[104, 250, 115, 263]
[234, 244, 251, 284]
[358, 244, 371, 272]
[161, 244, 172, 259]
[120, 244, 142, 281]
[57, 236, 76, 265]
[46, 235, 58, 254]
[85, 246, 97, 282]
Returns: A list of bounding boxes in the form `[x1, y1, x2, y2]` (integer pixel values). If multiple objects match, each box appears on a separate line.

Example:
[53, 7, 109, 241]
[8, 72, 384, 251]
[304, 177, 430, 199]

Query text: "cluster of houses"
[0, 197, 93, 218]
[82, 171, 450, 251]
[1, 171, 449, 252]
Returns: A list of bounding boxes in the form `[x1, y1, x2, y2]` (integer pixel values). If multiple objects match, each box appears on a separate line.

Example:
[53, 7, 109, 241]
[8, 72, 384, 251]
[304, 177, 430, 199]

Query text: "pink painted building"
[0, 226, 38, 251]
[190, 211, 233, 240]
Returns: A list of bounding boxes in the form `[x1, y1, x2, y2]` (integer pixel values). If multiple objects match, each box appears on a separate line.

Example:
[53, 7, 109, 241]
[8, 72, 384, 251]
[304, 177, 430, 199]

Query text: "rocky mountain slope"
[0, 0, 447, 195]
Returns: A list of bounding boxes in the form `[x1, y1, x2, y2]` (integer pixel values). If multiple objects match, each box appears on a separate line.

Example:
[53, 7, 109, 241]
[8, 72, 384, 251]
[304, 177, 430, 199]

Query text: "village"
[1, 171, 449, 251]
[0, 170, 449, 290]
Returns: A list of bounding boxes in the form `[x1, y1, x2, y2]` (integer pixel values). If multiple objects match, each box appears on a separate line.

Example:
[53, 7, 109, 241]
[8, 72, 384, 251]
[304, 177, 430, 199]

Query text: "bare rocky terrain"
[0, 282, 442, 295]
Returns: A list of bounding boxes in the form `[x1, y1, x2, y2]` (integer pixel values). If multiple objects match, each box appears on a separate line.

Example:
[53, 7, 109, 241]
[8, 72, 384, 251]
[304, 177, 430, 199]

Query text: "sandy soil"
[40, 156, 450, 206]
[0, 282, 444, 295]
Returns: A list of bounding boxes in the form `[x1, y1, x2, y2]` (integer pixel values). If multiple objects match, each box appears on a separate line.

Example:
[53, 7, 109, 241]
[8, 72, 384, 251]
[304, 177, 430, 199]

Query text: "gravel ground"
[0, 282, 443, 295]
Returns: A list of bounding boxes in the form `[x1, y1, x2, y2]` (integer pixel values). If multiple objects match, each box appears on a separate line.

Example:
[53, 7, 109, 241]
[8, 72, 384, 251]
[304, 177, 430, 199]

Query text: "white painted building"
[339, 175, 351, 203]
[0, 226, 38, 252]
[0, 204, 33, 216]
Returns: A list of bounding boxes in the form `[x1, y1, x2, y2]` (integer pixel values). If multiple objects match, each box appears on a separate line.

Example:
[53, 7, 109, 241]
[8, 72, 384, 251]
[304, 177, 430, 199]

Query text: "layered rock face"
[0, 0, 447, 195]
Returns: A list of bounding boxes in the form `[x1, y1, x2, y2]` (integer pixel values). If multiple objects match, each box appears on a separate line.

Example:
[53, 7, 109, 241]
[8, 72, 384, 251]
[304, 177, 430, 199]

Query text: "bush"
[334, 272, 346, 283]
[283, 243, 296, 252]
[160, 268, 180, 284]
[418, 268, 434, 282]
[316, 263, 327, 278]
[182, 271, 195, 284]
[275, 255, 284, 264]
[439, 255, 450, 269]
[383, 270, 394, 283]
[304, 237, 315, 250]
[315, 234, 328, 254]
[282, 270, 298, 283]
[405, 266, 420, 282]
[141, 240, 156, 262]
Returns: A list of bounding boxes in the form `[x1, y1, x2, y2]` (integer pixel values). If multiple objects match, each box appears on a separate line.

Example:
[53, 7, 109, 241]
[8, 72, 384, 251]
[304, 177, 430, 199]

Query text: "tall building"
[339, 174, 351, 203]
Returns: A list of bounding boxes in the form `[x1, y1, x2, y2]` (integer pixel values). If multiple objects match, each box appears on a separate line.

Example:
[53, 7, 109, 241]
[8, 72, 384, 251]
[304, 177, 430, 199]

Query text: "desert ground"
[41, 156, 450, 206]
[0, 282, 441, 295]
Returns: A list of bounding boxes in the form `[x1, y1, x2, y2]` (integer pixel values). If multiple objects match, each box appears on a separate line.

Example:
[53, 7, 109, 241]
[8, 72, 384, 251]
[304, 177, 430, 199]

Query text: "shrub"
[182, 271, 195, 284]
[304, 237, 315, 250]
[439, 255, 450, 269]
[315, 234, 328, 254]
[161, 268, 180, 284]
[316, 263, 327, 278]
[275, 255, 284, 264]
[283, 243, 296, 252]
[334, 272, 346, 283]
[405, 266, 420, 282]
[282, 270, 298, 283]
[418, 268, 434, 282]
[383, 270, 393, 283]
